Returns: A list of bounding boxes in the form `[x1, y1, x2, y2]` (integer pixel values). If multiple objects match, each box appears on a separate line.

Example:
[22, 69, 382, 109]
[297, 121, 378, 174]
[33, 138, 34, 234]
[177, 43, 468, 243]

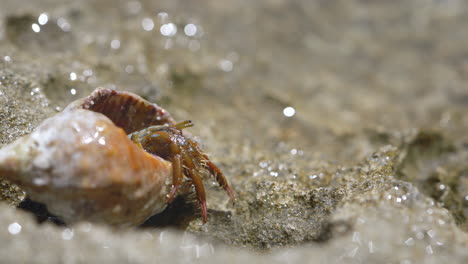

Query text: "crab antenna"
[174, 120, 194, 130]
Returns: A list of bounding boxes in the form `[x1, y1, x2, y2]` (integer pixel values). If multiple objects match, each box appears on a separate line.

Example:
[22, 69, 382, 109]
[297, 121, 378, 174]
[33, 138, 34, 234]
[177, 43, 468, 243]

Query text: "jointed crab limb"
[187, 168, 208, 223]
[167, 154, 182, 204]
[129, 119, 234, 223]
[187, 138, 236, 202]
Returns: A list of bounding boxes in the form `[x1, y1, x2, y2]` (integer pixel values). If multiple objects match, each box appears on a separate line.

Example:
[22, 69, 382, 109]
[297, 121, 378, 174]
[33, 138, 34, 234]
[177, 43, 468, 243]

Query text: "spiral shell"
[0, 109, 173, 227]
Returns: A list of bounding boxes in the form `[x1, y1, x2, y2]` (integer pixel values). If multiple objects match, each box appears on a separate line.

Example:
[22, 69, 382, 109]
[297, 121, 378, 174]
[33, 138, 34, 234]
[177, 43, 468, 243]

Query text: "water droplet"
[110, 39, 121, 49]
[33, 177, 49, 186]
[32, 23, 41, 33]
[425, 245, 433, 255]
[352, 232, 361, 245]
[416, 232, 424, 239]
[404, 237, 414, 246]
[83, 69, 93, 77]
[62, 228, 74, 240]
[8, 222, 22, 235]
[160, 23, 177, 36]
[259, 161, 269, 168]
[219, 59, 233, 72]
[283, 106, 296, 117]
[82, 136, 93, 144]
[38, 13, 48, 25]
[142, 18, 154, 31]
[157, 12, 169, 22]
[70, 72, 77, 81]
[98, 137, 106, 145]
[57, 18, 71, 32]
[184, 24, 197, 36]
[427, 229, 436, 238]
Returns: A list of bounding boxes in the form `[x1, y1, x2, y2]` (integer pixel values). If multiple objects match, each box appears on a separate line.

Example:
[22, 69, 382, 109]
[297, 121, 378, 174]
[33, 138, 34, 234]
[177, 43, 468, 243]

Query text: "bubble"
[283, 106, 296, 117]
[70, 88, 77, 95]
[8, 222, 22, 235]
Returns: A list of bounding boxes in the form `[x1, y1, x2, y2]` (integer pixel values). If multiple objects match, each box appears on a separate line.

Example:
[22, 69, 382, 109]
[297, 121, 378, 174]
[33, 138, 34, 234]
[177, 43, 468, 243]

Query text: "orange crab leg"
[180, 148, 208, 223]
[187, 138, 236, 202]
[167, 154, 182, 204]
[187, 168, 207, 223]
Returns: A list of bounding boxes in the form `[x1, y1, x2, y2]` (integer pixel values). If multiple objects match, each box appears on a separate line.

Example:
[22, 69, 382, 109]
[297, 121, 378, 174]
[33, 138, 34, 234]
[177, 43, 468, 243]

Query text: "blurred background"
[0, 0, 467, 263]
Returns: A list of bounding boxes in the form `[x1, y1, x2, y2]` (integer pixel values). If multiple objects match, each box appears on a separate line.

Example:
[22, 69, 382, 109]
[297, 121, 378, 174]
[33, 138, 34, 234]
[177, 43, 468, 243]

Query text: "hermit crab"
[0, 88, 234, 226]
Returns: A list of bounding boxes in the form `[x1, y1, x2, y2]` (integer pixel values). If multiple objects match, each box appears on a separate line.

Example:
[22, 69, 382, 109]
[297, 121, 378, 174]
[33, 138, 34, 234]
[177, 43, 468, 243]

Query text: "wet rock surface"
[0, 0, 468, 263]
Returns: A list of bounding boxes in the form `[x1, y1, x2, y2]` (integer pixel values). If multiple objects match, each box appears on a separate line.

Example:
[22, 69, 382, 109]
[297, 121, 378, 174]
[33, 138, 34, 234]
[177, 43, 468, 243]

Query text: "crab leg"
[167, 154, 182, 204]
[187, 167, 207, 223]
[187, 138, 236, 202]
[179, 147, 208, 223]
